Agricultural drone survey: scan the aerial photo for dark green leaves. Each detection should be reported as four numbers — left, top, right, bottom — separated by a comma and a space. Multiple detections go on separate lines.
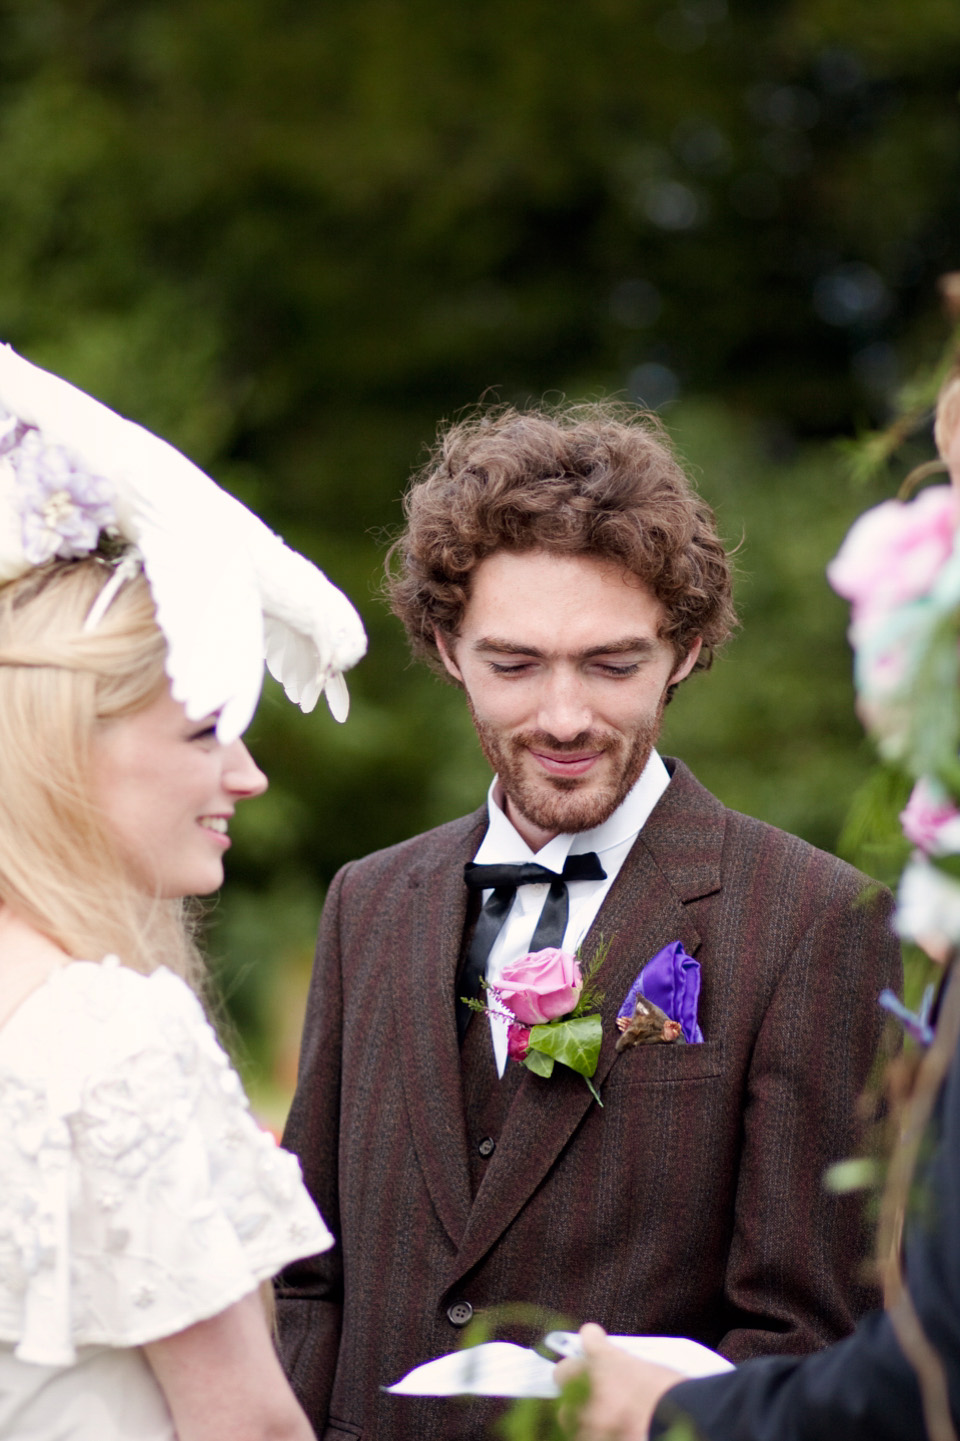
526, 1016, 603, 1080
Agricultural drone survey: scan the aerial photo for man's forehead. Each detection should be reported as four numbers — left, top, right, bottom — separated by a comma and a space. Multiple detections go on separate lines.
468, 546, 652, 590
460, 549, 667, 642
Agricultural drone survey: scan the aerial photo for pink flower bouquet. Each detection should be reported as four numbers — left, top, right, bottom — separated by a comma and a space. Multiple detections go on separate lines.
827, 485, 957, 627
827, 484, 960, 751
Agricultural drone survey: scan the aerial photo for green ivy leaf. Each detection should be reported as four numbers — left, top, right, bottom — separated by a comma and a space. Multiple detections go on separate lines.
523, 1048, 555, 1078
528, 1015, 603, 1078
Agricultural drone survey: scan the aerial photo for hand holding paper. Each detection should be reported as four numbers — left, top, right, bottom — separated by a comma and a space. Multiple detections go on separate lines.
555, 1323, 694, 1441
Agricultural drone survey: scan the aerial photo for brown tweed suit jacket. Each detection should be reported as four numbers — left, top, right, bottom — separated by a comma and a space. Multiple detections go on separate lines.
277, 760, 901, 1441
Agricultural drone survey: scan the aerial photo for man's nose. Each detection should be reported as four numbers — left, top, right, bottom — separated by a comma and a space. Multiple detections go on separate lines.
536, 669, 593, 742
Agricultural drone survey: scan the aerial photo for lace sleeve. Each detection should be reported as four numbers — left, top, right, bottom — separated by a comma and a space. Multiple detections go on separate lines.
0, 959, 332, 1366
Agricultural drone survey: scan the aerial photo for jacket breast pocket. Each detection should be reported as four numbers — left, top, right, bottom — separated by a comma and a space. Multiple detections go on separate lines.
601, 1040, 723, 1090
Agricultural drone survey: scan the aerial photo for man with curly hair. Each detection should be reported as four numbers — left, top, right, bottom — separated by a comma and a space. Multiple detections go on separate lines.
277, 403, 901, 1441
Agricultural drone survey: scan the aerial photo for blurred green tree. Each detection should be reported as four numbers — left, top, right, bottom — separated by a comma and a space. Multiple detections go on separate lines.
0, 0, 955, 1102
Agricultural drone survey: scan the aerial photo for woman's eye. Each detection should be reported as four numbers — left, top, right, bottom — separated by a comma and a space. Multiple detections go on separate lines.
190, 725, 218, 742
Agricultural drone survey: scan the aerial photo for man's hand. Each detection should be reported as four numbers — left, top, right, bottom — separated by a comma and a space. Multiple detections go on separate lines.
554, 1323, 683, 1441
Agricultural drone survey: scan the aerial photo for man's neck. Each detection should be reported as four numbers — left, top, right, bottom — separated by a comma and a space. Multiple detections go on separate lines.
500, 791, 559, 853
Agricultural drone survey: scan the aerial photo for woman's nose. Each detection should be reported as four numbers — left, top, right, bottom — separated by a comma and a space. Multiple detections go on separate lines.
224, 740, 269, 798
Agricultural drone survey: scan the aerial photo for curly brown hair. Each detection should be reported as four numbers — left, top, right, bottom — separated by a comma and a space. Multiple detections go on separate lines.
386, 401, 737, 676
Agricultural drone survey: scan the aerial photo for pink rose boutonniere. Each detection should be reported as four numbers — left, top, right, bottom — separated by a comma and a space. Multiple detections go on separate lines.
464, 940, 609, 1104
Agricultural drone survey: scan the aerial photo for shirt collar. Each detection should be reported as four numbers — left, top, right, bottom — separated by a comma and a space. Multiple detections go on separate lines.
475, 749, 670, 868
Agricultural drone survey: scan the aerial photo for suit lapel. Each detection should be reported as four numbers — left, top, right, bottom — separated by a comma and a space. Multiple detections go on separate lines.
447, 760, 725, 1286
398, 808, 488, 1248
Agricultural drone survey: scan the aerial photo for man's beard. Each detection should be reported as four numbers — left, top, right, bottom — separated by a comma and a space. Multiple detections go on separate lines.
467, 696, 667, 836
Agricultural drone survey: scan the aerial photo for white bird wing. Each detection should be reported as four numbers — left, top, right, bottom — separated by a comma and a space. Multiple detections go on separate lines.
0, 344, 366, 734
236, 513, 367, 718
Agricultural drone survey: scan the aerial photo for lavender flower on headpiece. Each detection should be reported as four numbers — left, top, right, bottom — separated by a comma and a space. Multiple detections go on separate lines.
0, 405, 23, 457
0, 406, 117, 565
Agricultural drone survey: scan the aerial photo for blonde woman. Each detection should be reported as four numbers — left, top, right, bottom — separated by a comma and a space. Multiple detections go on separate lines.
0, 346, 366, 1440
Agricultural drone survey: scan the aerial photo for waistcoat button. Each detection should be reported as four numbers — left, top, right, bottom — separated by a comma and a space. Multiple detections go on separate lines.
478, 1136, 496, 1158
446, 1301, 474, 1327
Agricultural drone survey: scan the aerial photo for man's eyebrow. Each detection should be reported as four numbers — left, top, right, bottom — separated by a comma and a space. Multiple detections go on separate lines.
472, 638, 546, 657
472, 636, 660, 659
580, 637, 660, 658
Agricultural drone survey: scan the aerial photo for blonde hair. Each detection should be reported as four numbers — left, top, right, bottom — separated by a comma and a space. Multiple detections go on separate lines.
0, 556, 204, 991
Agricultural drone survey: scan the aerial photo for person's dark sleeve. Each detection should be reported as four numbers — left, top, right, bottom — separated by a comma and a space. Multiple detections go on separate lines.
652, 1312, 921, 1441
274, 865, 351, 1431
653, 1027, 960, 1441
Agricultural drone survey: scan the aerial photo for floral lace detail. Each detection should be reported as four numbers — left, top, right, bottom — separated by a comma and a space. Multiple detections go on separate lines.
74, 1051, 195, 1181
0, 1072, 69, 1301
0, 960, 331, 1365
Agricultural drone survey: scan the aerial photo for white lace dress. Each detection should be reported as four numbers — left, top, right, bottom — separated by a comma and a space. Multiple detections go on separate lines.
0, 957, 332, 1439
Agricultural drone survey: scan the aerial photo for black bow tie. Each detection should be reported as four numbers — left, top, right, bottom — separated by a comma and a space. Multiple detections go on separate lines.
463, 854, 607, 892
456, 852, 607, 1043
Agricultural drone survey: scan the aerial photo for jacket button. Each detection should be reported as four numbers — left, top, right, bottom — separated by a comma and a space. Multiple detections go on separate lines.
447, 1301, 474, 1327
478, 1136, 495, 1158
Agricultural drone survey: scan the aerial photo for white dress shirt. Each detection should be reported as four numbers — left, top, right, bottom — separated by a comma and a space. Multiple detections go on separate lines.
472, 750, 671, 1076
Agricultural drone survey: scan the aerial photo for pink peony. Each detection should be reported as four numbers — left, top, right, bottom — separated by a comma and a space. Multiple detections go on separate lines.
827, 486, 958, 622
901, 778, 960, 855
507, 1023, 531, 1060
495, 947, 583, 1025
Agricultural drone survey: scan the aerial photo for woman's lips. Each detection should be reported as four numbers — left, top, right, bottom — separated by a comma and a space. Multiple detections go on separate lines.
529, 749, 603, 778
198, 815, 231, 847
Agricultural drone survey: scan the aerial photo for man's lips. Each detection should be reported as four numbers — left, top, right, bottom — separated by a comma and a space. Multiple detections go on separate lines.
528, 749, 605, 778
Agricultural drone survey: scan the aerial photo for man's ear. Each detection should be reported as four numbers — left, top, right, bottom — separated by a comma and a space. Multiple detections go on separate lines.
669, 637, 702, 686
434, 629, 464, 683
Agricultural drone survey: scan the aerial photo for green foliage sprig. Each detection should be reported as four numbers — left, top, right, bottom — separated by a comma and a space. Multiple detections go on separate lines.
838, 316, 960, 489
567, 936, 608, 1019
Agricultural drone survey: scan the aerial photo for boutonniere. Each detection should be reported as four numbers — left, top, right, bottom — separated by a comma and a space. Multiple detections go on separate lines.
615, 940, 704, 1049
463, 939, 610, 1104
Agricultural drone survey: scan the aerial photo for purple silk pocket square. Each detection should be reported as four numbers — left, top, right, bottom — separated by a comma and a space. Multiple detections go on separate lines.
617, 940, 704, 1044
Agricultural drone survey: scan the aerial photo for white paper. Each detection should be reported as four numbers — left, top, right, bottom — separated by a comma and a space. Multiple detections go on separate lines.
386, 1331, 735, 1399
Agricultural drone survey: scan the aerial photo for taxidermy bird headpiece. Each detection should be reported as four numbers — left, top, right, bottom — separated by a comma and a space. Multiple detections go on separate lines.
0, 343, 366, 741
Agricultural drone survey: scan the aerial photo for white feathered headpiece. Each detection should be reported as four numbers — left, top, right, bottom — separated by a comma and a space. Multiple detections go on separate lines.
0, 343, 367, 741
